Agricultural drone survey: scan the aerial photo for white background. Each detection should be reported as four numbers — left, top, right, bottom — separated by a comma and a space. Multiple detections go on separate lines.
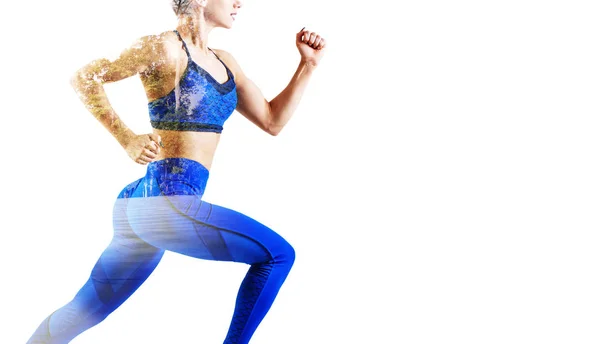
2, 0, 600, 343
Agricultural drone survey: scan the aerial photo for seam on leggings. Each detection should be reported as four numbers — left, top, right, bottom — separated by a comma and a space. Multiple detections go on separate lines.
193, 219, 272, 261
192, 221, 213, 257
160, 193, 275, 260
232, 262, 276, 343
52, 253, 163, 339
90, 257, 155, 304
161, 197, 278, 341
186, 220, 276, 342
158, 194, 279, 341
207, 202, 213, 219
45, 310, 57, 338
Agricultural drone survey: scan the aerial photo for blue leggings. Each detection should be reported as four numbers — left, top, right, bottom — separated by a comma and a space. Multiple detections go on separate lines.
27, 158, 295, 344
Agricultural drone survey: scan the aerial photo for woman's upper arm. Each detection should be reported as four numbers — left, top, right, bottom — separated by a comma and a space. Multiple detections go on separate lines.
74, 35, 159, 84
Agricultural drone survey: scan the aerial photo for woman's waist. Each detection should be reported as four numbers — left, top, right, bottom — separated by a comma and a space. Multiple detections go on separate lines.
145, 157, 210, 193
154, 152, 214, 171
153, 129, 219, 171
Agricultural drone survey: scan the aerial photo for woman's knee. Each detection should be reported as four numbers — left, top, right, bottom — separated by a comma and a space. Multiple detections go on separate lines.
273, 237, 295, 267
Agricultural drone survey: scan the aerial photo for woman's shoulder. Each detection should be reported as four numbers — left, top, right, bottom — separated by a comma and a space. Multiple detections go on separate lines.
212, 48, 232, 56
134, 31, 177, 48
211, 49, 241, 70
124, 31, 179, 61
211, 48, 243, 81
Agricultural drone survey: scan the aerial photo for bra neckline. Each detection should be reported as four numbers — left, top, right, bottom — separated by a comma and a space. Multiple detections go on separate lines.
173, 29, 234, 87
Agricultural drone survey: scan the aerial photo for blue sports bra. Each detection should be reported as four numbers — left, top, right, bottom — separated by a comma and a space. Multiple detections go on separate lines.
148, 30, 238, 133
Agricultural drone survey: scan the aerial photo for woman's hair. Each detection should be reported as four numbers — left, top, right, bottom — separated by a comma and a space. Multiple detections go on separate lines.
172, 0, 193, 16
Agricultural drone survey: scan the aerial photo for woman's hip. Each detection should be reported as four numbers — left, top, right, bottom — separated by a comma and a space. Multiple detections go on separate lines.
117, 157, 210, 199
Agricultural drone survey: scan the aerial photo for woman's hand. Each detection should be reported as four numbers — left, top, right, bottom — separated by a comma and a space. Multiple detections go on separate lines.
123, 133, 162, 165
296, 27, 327, 67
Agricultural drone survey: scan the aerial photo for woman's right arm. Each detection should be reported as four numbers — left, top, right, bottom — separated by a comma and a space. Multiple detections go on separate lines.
70, 35, 162, 164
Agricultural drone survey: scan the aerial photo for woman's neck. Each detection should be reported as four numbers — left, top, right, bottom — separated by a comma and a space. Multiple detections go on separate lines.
176, 15, 213, 54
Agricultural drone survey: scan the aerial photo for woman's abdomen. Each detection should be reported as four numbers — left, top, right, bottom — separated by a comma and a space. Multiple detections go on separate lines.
153, 129, 221, 170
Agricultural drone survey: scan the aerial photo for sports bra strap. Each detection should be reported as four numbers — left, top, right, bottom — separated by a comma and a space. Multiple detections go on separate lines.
207, 47, 224, 63
173, 30, 233, 77
173, 30, 192, 58
208, 47, 234, 77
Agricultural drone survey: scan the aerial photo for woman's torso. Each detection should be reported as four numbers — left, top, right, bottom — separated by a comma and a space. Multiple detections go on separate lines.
138, 30, 237, 171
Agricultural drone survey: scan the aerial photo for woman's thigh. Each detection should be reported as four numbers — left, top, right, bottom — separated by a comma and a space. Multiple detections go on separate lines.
126, 195, 292, 265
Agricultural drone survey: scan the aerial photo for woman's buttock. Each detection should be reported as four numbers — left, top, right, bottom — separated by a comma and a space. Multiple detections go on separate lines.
154, 129, 221, 170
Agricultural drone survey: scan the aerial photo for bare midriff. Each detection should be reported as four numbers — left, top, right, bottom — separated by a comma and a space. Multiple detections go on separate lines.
153, 129, 220, 171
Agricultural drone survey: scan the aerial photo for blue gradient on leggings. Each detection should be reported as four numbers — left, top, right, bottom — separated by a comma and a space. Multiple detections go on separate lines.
27, 158, 295, 344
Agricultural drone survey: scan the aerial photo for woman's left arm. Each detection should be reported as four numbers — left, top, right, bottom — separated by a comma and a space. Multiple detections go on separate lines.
216, 28, 326, 136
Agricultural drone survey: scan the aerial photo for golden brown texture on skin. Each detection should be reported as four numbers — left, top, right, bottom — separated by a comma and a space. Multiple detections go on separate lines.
70, 21, 326, 168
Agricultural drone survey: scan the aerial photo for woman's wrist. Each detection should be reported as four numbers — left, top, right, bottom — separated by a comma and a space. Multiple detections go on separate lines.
113, 125, 136, 148
300, 58, 318, 69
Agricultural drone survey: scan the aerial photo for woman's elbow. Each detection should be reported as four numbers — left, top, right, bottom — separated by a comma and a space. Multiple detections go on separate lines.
70, 67, 89, 91
263, 108, 281, 136
69, 73, 80, 90
70, 62, 103, 91
265, 125, 281, 136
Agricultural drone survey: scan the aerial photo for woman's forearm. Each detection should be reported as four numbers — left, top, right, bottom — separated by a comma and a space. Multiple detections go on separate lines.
267, 60, 316, 134
70, 64, 135, 147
